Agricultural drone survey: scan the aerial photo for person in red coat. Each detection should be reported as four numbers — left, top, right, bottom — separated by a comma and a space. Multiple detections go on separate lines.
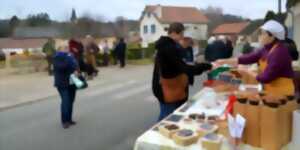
68, 38, 86, 73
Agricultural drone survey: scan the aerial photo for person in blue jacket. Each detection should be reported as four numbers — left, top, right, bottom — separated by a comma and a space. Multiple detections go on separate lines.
53, 42, 79, 129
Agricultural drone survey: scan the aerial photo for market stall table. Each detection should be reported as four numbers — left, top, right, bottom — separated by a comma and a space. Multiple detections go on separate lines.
134, 87, 293, 150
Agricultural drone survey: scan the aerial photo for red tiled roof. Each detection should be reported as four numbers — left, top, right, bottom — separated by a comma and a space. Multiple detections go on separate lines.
213, 22, 250, 35
0, 38, 47, 49
145, 5, 157, 13
144, 5, 209, 24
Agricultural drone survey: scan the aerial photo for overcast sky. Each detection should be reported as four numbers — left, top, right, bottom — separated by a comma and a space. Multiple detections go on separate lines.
0, 0, 287, 21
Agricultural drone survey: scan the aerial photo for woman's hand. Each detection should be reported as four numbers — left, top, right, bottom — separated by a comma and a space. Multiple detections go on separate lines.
247, 70, 258, 78
238, 65, 257, 76
215, 58, 238, 67
211, 62, 220, 70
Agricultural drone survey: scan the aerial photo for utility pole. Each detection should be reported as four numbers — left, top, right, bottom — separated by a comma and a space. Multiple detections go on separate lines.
278, 0, 282, 14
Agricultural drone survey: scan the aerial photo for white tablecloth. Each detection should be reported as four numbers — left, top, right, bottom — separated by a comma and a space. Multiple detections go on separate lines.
134, 88, 293, 150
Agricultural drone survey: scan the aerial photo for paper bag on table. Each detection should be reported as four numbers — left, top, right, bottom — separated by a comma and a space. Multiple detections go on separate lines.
233, 97, 248, 117
292, 110, 300, 149
245, 99, 261, 147
233, 94, 248, 142
260, 101, 283, 150
286, 96, 298, 142
227, 114, 246, 139
279, 99, 290, 146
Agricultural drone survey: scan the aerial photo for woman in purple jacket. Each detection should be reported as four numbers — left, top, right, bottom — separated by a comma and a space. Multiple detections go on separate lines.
216, 20, 295, 96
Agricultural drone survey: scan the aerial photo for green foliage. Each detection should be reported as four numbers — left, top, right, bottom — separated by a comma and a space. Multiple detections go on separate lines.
143, 42, 156, 58
126, 42, 156, 60
127, 48, 143, 60
26, 13, 51, 27
199, 40, 208, 49
127, 43, 141, 49
23, 49, 30, 56
264, 10, 287, 24
264, 11, 276, 23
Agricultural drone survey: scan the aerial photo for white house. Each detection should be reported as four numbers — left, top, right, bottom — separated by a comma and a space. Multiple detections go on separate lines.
139, 5, 209, 47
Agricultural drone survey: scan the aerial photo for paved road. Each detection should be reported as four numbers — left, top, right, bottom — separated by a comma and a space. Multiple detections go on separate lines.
0, 65, 205, 150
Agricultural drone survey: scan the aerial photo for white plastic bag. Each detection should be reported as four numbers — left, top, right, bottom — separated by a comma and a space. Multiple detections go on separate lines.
70, 74, 84, 88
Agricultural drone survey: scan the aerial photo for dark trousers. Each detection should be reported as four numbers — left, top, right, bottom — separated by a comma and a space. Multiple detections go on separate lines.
119, 56, 126, 68
103, 53, 109, 66
57, 85, 77, 124
77, 57, 86, 73
46, 55, 53, 75
112, 51, 118, 65
158, 100, 185, 122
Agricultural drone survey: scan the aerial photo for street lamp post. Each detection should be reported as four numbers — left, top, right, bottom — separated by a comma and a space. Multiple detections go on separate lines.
279, 0, 282, 14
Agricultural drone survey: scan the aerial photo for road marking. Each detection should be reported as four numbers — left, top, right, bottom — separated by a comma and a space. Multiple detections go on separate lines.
113, 84, 150, 100
83, 80, 137, 97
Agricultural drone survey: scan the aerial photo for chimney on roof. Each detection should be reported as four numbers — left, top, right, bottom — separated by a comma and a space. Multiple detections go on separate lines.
154, 4, 162, 18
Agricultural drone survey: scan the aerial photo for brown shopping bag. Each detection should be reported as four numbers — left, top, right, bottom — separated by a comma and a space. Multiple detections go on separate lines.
260, 100, 283, 150
245, 98, 261, 147
160, 74, 188, 103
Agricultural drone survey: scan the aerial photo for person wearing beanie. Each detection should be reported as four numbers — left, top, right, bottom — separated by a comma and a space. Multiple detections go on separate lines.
215, 20, 295, 96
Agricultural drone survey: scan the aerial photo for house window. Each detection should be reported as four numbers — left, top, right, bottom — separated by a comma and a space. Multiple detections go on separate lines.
147, 13, 151, 18
143, 25, 148, 34
151, 24, 156, 34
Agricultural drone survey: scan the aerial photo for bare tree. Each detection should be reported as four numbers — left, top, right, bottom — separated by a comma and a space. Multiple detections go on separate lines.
201, 6, 246, 34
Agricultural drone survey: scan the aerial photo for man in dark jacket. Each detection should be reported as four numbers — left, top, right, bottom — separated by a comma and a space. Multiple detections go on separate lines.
225, 38, 233, 58
53, 43, 78, 129
179, 37, 194, 64
180, 37, 195, 85
205, 38, 228, 62
204, 37, 216, 62
152, 22, 212, 121
242, 41, 254, 54
214, 40, 228, 60
284, 26, 299, 61
285, 38, 299, 61
115, 38, 127, 68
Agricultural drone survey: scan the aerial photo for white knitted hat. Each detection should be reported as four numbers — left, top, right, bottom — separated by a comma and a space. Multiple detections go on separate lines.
261, 20, 285, 40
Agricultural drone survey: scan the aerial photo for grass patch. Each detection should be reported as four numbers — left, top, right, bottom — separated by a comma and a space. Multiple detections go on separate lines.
127, 58, 154, 65
0, 61, 5, 69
